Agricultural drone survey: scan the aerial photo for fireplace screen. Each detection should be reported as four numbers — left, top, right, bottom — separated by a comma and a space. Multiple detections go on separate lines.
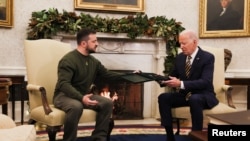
94, 71, 143, 120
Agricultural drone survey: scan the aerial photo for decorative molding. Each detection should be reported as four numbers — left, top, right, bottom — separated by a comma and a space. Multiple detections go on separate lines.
58, 32, 166, 55
0, 67, 27, 81
0, 66, 26, 75
225, 69, 250, 78
57, 32, 163, 41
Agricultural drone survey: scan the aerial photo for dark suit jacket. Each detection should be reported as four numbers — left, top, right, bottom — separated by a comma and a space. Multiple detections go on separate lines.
207, 5, 241, 30
171, 47, 219, 108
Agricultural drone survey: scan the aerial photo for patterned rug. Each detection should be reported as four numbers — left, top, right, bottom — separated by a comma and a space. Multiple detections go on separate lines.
36, 124, 191, 141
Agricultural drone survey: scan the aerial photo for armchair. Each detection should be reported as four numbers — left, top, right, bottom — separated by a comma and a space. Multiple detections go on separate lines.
24, 39, 113, 141
172, 46, 237, 134
0, 114, 36, 141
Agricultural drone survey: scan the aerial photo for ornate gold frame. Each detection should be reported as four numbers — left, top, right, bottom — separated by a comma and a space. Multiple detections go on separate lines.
199, 0, 249, 38
0, 0, 13, 27
74, 0, 144, 13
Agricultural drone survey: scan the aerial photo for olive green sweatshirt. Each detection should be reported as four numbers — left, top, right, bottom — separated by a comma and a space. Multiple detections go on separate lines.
54, 49, 123, 101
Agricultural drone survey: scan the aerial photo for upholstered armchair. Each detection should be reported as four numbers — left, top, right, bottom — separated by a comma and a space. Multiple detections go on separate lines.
172, 46, 237, 134
24, 39, 113, 141
0, 114, 36, 141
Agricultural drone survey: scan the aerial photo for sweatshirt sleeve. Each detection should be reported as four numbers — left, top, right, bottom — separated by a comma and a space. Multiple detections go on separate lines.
55, 58, 84, 101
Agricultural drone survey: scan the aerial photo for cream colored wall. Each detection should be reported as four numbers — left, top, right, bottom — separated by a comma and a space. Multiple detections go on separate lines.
0, 0, 248, 111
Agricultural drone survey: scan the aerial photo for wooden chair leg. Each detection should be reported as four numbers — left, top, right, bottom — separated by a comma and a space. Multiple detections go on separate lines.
28, 119, 36, 124
46, 126, 62, 141
175, 118, 180, 135
2, 103, 8, 115
107, 118, 114, 141
173, 117, 187, 135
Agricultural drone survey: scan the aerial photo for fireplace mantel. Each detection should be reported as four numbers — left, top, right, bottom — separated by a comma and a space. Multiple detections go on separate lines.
58, 32, 164, 41
57, 33, 166, 119
57, 32, 166, 58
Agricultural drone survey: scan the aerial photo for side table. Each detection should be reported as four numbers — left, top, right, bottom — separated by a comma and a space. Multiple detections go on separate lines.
0, 78, 12, 115
0, 75, 26, 124
225, 77, 250, 109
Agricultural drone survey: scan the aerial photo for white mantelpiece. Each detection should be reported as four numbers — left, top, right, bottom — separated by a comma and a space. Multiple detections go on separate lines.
58, 33, 167, 119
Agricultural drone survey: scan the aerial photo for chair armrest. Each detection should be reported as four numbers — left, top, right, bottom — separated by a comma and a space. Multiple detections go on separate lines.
0, 114, 16, 129
222, 84, 236, 109
26, 84, 53, 115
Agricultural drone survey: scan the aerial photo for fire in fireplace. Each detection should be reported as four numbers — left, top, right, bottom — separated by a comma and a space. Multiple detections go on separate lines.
94, 70, 143, 120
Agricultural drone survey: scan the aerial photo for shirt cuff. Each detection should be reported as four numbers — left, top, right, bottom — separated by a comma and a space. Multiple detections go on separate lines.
180, 81, 184, 89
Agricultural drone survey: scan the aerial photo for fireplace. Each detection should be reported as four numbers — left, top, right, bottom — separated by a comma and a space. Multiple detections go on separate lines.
57, 33, 167, 119
95, 72, 143, 120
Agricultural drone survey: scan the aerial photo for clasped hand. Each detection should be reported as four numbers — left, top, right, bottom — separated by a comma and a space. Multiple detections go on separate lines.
82, 94, 98, 106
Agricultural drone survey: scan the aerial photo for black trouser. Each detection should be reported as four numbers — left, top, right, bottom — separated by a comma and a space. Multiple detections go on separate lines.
158, 92, 207, 131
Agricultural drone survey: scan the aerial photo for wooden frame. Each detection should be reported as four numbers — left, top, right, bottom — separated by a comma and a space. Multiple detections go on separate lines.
74, 0, 144, 13
0, 0, 13, 27
199, 0, 250, 38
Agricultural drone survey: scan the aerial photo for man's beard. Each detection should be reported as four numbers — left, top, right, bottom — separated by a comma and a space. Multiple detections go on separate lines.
88, 49, 96, 54
87, 46, 97, 54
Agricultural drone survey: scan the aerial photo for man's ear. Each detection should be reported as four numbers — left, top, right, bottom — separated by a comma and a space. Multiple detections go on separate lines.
193, 40, 197, 44
80, 40, 87, 46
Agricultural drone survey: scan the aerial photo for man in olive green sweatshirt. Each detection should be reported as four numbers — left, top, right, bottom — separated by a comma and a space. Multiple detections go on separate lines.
53, 28, 124, 141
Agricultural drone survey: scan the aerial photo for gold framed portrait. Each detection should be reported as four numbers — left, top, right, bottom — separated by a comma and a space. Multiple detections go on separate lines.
199, 0, 250, 38
74, 0, 144, 13
0, 0, 13, 27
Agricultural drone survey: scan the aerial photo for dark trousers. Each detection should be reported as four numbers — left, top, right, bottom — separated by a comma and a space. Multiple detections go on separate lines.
54, 92, 113, 141
158, 92, 208, 131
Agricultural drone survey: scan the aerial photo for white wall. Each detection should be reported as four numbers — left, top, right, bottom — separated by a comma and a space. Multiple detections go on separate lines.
1, 0, 250, 75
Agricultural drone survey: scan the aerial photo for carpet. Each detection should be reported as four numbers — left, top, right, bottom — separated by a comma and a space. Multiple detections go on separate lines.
75, 134, 192, 141
36, 124, 191, 141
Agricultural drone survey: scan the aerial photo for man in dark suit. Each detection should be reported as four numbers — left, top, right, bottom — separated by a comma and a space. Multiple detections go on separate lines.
207, 0, 241, 30
158, 30, 219, 141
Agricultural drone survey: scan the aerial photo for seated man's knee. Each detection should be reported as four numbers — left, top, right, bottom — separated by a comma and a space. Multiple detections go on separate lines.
70, 101, 83, 113
102, 97, 113, 109
106, 99, 113, 109
158, 93, 171, 103
188, 94, 203, 104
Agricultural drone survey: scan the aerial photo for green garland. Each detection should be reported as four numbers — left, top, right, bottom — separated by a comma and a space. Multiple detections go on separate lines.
27, 8, 185, 75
